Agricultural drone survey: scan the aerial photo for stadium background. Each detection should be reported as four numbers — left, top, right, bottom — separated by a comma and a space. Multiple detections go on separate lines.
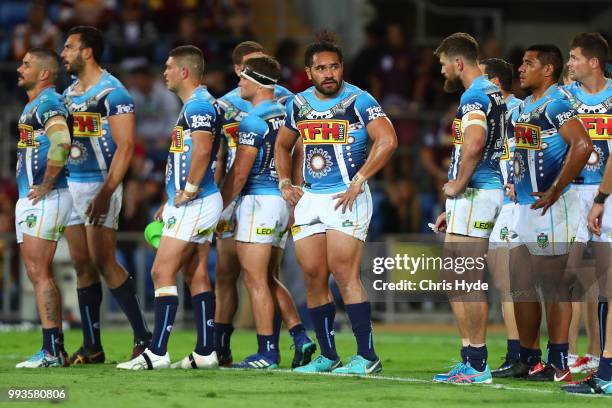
0, 0, 611, 333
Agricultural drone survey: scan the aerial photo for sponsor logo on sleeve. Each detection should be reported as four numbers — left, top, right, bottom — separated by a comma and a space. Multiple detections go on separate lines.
115, 103, 135, 114
365, 106, 385, 121
190, 114, 212, 129
239, 131, 257, 146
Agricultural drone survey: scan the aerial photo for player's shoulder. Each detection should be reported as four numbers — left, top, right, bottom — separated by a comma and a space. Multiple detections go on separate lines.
460, 76, 492, 108
506, 95, 522, 111
240, 110, 266, 131
274, 84, 293, 99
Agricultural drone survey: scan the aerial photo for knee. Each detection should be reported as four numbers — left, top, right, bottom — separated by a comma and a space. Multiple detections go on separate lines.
25, 262, 49, 286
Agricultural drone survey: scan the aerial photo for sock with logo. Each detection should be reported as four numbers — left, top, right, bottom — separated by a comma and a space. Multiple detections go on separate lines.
597, 357, 612, 381
257, 334, 279, 361
520, 346, 542, 367
309, 302, 338, 361
599, 302, 608, 353
109, 277, 150, 341
547, 343, 569, 371
507, 339, 520, 361
77, 282, 103, 350
346, 302, 377, 361
214, 323, 234, 355
466, 345, 488, 372
192, 292, 215, 356
42, 327, 62, 357
149, 296, 178, 356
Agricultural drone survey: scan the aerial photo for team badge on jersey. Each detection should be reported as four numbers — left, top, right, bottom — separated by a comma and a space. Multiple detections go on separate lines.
72, 112, 102, 137
297, 120, 349, 144
514, 123, 542, 149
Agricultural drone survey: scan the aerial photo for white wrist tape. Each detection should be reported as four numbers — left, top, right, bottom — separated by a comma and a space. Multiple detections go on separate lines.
155, 286, 178, 297
184, 182, 198, 194
461, 110, 487, 131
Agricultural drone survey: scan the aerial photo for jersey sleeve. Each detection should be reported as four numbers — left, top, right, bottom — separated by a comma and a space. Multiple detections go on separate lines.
237, 115, 266, 148
458, 91, 490, 120
354, 91, 387, 127
546, 97, 578, 130
37, 97, 69, 128
283, 96, 298, 132
184, 100, 216, 134
105, 87, 135, 116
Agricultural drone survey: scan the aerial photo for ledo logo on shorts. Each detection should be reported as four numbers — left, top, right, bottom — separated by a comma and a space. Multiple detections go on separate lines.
72, 112, 102, 137
256, 227, 275, 235
297, 120, 349, 145
451, 119, 463, 144
579, 114, 612, 140
17, 124, 38, 148
473, 221, 494, 230
170, 126, 184, 153
514, 123, 541, 149
223, 122, 239, 148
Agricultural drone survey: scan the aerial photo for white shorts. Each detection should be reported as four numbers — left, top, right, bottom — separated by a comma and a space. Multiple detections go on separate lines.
512, 188, 580, 256
292, 184, 372, 242
15, 188, 72, 244
216, 199, 237, 240
67, 180, 123, 230
489, 203, 518, 247
235, 195, 289, 249
574, 185, 612, 243
446, 188, 503, 239
161, 192, 222, 244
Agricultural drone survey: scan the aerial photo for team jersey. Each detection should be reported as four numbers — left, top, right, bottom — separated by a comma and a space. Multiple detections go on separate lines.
217, 85, 292, 173
63, 71, 135, 182
501, 94, 522, 205
237, 99, 286, 196
449, 75, 505, 189
285, 81, 386, 193
513, 85, 578, 204
561, 79, 612, 185
165, 86, 221, 205
16, 87, 69, 198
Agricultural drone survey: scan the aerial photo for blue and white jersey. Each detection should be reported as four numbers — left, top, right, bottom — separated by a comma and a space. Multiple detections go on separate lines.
217, 85, 292, 173
238, 100, 286, 196
514, 85, 578, 204
16, 87, 69, 199
285, 82, 386, 193
63, 71, 134, 183
561, 79, 612, 185
165, 87, 221, 205
449, 75, 505, 189
501, 94, 522, 205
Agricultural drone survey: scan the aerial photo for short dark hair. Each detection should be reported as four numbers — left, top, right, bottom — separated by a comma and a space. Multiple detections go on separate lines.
67, 26, 104, 64
232, 41, 264, 65
480, 58, 514, 91
27, 47, 60, 80
304, 31, 343, 67
243, 55, 281, 82
434, 32, 479, 62
570, 32, 610, 71
169, 45, 204, 78
525, 44, 564, 81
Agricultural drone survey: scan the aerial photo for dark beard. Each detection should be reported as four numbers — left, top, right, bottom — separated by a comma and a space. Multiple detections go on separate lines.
443, 77, 462, 93
314, 80, 341, 96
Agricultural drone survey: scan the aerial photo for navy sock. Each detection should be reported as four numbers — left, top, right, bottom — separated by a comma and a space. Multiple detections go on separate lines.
597, 357, 612, 381
599, 301, 608, 354
520, 346, 542, 367
272, 313, 282, 348
288, 323, 310, 347
460, 346, 468, 364
192, 292, 215, 356
547, 343, 569, 371
466, 345, 488, 372
42, 327, 61, 357
149, 296, 178, 356
214, 323, 234, 355
257, 334, 278, 357
308, 303, 338, 360
345, 302, 377, 361
110, 277, 150, 341
507, 339, 520, 361
77, 282, 102, 349
58, 331, 65, 352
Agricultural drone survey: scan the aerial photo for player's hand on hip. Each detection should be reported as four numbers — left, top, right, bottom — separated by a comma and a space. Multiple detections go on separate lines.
281, 185, 303, 207
587, 203, 604, 236
433, 211, 447, 233
86, 190, 112, 226
333, 181, 364, 214
173, 190, 196, 207
442, 180, 464, 198
27, 182, 53, 205
530, 186, 561, 215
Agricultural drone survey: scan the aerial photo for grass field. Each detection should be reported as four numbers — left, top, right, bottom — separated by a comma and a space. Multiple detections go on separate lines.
0, 328, 609, 407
